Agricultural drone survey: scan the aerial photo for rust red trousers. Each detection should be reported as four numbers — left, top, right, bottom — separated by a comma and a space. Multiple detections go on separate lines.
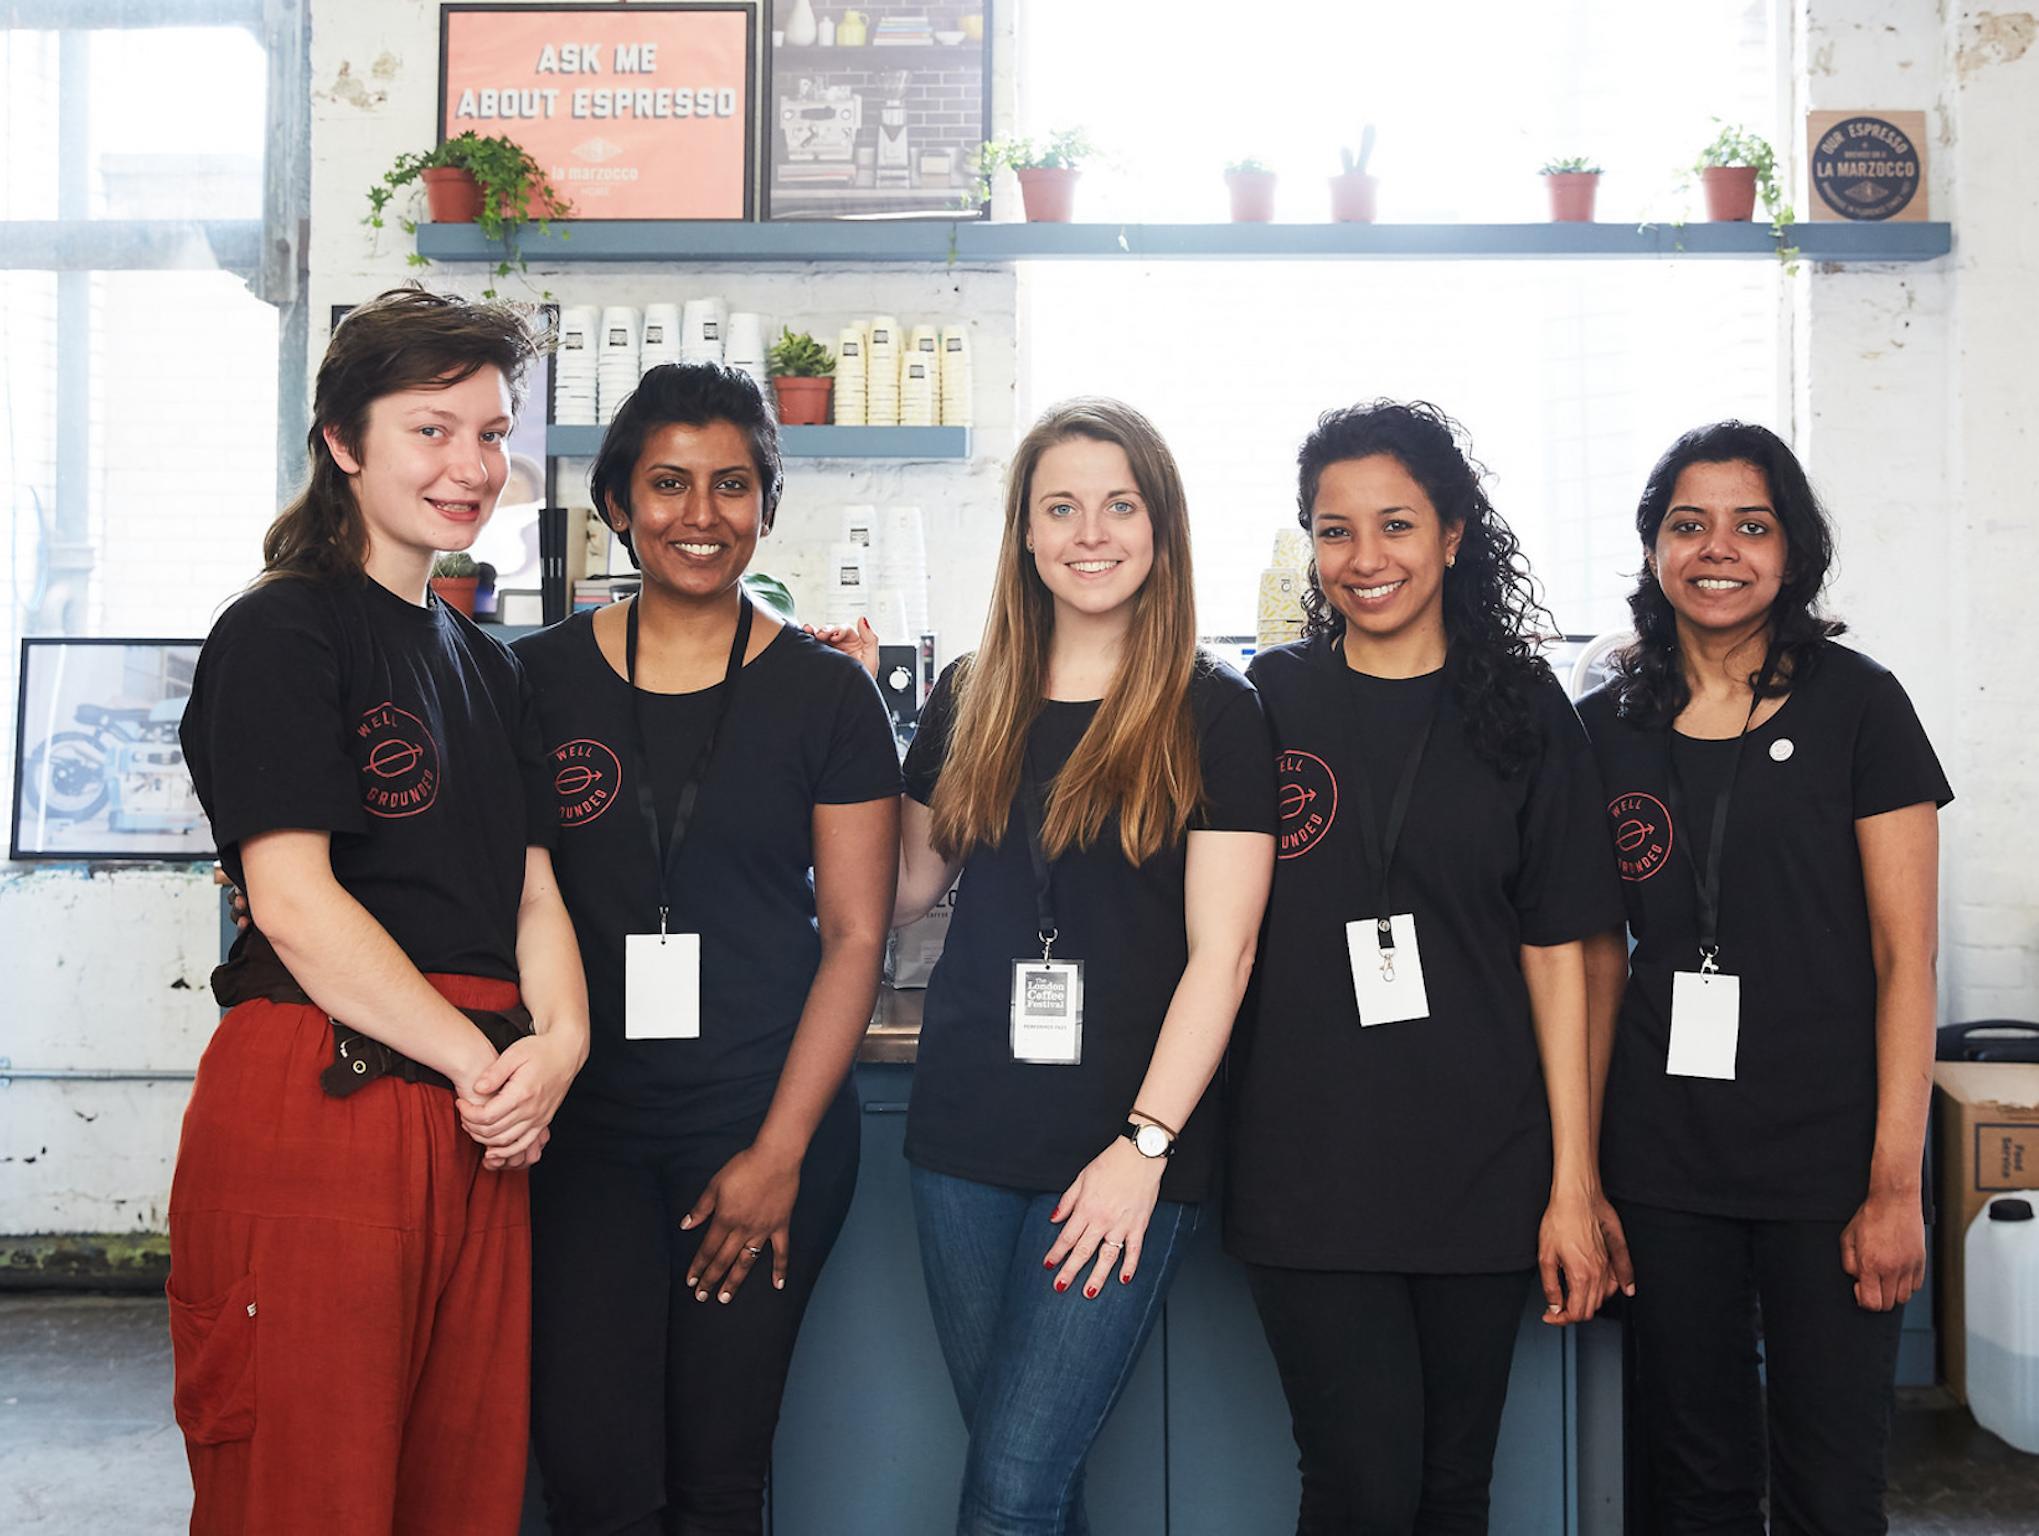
166, 975, 530, 1536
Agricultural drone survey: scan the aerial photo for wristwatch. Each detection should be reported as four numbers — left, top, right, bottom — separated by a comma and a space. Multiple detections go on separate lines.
1121, 1120, 1176, 1159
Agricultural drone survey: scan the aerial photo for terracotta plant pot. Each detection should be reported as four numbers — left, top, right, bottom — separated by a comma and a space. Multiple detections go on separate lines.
1015, 167, 1080, 223
1544, 172, 1600, 223
1328, 171, 1379, 224
1701, 165, 1759, 222
420, 167, 482, 223
430, 576, 478, 616
771, 375, 835, 426
1226, 171, 1278, 223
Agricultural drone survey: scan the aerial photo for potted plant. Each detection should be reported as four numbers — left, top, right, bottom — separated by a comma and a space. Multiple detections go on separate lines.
1225, 156, 1278, 222
430, 551, 480, 616
767, 327, 836, 426
1691, 123, 1787, 225
978, 128, 1096, 222
364, 131, 570, 295
1329, 125, 1378, 223
1541, 156, 1603, 222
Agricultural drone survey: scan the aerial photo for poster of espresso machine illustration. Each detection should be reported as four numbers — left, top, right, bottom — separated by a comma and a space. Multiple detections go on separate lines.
765, 2, 991, 219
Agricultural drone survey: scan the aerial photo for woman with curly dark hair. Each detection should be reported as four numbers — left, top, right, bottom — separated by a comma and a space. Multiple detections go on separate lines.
1577, 422, 1950, 1532
1226, 400, 1627, 1533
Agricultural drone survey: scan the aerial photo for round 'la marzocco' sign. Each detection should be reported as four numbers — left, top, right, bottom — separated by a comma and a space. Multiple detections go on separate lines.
1811, 114, 1921, 221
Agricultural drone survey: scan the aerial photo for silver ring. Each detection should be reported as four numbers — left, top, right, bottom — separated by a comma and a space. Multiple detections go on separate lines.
743, 1244, 763, 1257
1099, 1239, 1122, 1252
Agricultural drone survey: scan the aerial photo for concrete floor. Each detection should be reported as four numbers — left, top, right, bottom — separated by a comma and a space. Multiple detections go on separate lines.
4, 1295, 2038, 1534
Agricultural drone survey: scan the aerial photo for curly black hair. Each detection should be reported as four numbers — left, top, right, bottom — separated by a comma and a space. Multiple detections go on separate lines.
1297, 400, 1556, 778
1610, 420, 1845, 727
588, 362, 784, 570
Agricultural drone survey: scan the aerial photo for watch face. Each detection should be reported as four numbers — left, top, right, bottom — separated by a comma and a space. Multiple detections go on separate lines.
1135, 1123, 1171, 1158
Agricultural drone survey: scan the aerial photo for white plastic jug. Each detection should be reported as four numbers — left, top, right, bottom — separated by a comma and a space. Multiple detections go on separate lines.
1966, 1194, 2039, 1453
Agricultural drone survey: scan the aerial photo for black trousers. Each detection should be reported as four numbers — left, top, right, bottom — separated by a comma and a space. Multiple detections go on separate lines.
1617, 1200, 1905, 1536
528, 1087, 860, 1536
1246, 1264, 1534, 1536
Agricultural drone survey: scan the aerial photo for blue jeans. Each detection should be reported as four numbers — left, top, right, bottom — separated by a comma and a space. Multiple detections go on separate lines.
910, 1164, 1200, 1536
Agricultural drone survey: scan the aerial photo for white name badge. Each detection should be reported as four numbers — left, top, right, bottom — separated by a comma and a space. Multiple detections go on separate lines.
1346, 914, 1430, 1026
1668, 969, 1740, 1080
625, 932, 701, 1040
1010, 958, 1084, 1065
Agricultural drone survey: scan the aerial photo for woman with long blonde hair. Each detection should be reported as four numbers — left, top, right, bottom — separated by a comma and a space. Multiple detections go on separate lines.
823, 397, 1274, 1533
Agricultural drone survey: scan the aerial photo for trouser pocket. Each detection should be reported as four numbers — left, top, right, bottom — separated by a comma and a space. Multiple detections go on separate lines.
167, 1270, 259, 1445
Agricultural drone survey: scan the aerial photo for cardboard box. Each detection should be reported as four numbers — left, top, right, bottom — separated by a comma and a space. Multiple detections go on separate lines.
1933, 1062, 2039, 1401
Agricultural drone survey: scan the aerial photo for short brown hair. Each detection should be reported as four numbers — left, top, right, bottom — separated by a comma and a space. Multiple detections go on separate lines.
259, 286, 549, 583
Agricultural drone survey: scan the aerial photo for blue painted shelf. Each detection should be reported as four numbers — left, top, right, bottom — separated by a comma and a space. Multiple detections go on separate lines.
418, 219, 1950, 265
546, 423, 970, 459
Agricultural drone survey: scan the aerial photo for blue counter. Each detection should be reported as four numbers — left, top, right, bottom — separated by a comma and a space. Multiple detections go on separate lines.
766, 1063, 1626, 1534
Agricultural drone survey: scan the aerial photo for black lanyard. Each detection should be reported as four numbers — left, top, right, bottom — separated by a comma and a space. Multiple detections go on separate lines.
1663, 648, 1779, 971
1016, 737, 1060, 960
1340, 658, 1444, 949
624, 592, 753, 932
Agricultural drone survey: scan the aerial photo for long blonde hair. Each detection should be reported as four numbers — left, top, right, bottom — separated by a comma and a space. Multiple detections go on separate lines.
930, 398, 1202, 865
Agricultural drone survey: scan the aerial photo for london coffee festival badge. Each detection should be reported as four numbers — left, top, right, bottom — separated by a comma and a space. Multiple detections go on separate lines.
1806, 111, 1928, 222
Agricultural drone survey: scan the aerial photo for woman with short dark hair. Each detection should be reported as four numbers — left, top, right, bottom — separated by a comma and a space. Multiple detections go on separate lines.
1580, 420, 1950, 1533
514, 362, 900, 1535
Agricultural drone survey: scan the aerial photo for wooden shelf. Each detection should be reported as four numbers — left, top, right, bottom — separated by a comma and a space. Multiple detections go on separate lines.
547, 423, 970, 459
418, 219, 1951, 265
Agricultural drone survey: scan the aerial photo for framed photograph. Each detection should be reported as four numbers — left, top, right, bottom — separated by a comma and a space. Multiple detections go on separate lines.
11, 638, 211, 862
764, 0, 992, 221
440, 2, 758, 220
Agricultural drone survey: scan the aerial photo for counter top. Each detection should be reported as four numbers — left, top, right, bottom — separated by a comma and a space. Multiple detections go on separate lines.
860, 986, 925, 1064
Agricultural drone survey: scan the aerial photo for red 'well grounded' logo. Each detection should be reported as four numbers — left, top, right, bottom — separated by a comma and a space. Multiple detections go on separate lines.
1609, 790, 1673, 882
1275, 749, 1338, 860
355, 702, 440, 818
550, 738, 622, 828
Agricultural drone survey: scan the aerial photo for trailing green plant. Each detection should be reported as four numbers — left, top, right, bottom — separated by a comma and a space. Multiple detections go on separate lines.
1226, 156, 1275, 176
1688, 120, 1796, 262
364, 131, 570, 297
743, 572, 796, 619
767, 327, 835, 378
431, 551, 479, 579
1541, 155, 1603, 175
967, 127, 1098, 206
1338, 124, 1377, 177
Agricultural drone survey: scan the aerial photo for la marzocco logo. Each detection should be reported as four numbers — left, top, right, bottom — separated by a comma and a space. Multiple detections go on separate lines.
551, 738, 622, 828
356, 702, 440, 818
1609, 790, 1672, 882
1275, 749, 1338, 860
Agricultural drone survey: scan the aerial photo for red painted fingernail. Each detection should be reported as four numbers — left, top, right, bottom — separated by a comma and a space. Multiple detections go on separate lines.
1120, 1274, 1130, 1285
1055, 1279, 1068, 1292
1085, 1286, 1097, 1298
1043, 1257, 1056, 1269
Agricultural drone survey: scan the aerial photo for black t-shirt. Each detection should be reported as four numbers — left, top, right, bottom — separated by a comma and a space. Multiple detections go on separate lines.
901, 656, 1276, 1204
514, 612, 902, 1137
1225, 633, 1626, 1272
181, 573, 554, 980
1578, 641, 1953, 1221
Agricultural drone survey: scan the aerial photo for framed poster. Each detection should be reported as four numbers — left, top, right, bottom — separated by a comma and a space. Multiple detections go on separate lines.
764, 0, 992, 220
440, 3, 757, 220
12, 638, 210, 862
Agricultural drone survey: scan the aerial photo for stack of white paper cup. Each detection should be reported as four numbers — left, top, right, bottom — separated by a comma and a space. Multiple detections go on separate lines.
555, 306, 599, 425
681, 298, 725, 364
640, 303, 682, 374
842, 505, 878, 548
939, 324, 973, 427
724, 312, 768, 388
900, 353, 937, 426
822, 541, 871, 628
597, 306, 641, 424
875, 505, 930, 636
1257, 527, 1313, 651
865, 315, 901, 427
834, 327, 868, 425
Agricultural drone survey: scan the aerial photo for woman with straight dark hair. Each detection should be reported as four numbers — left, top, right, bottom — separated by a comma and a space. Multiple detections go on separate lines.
173, 287, 588, 1535
821, 396, 1275, 1533
1579, 421, 1950, 1533
513, 362, 900, 1535
1227, 401, 1626, 1534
